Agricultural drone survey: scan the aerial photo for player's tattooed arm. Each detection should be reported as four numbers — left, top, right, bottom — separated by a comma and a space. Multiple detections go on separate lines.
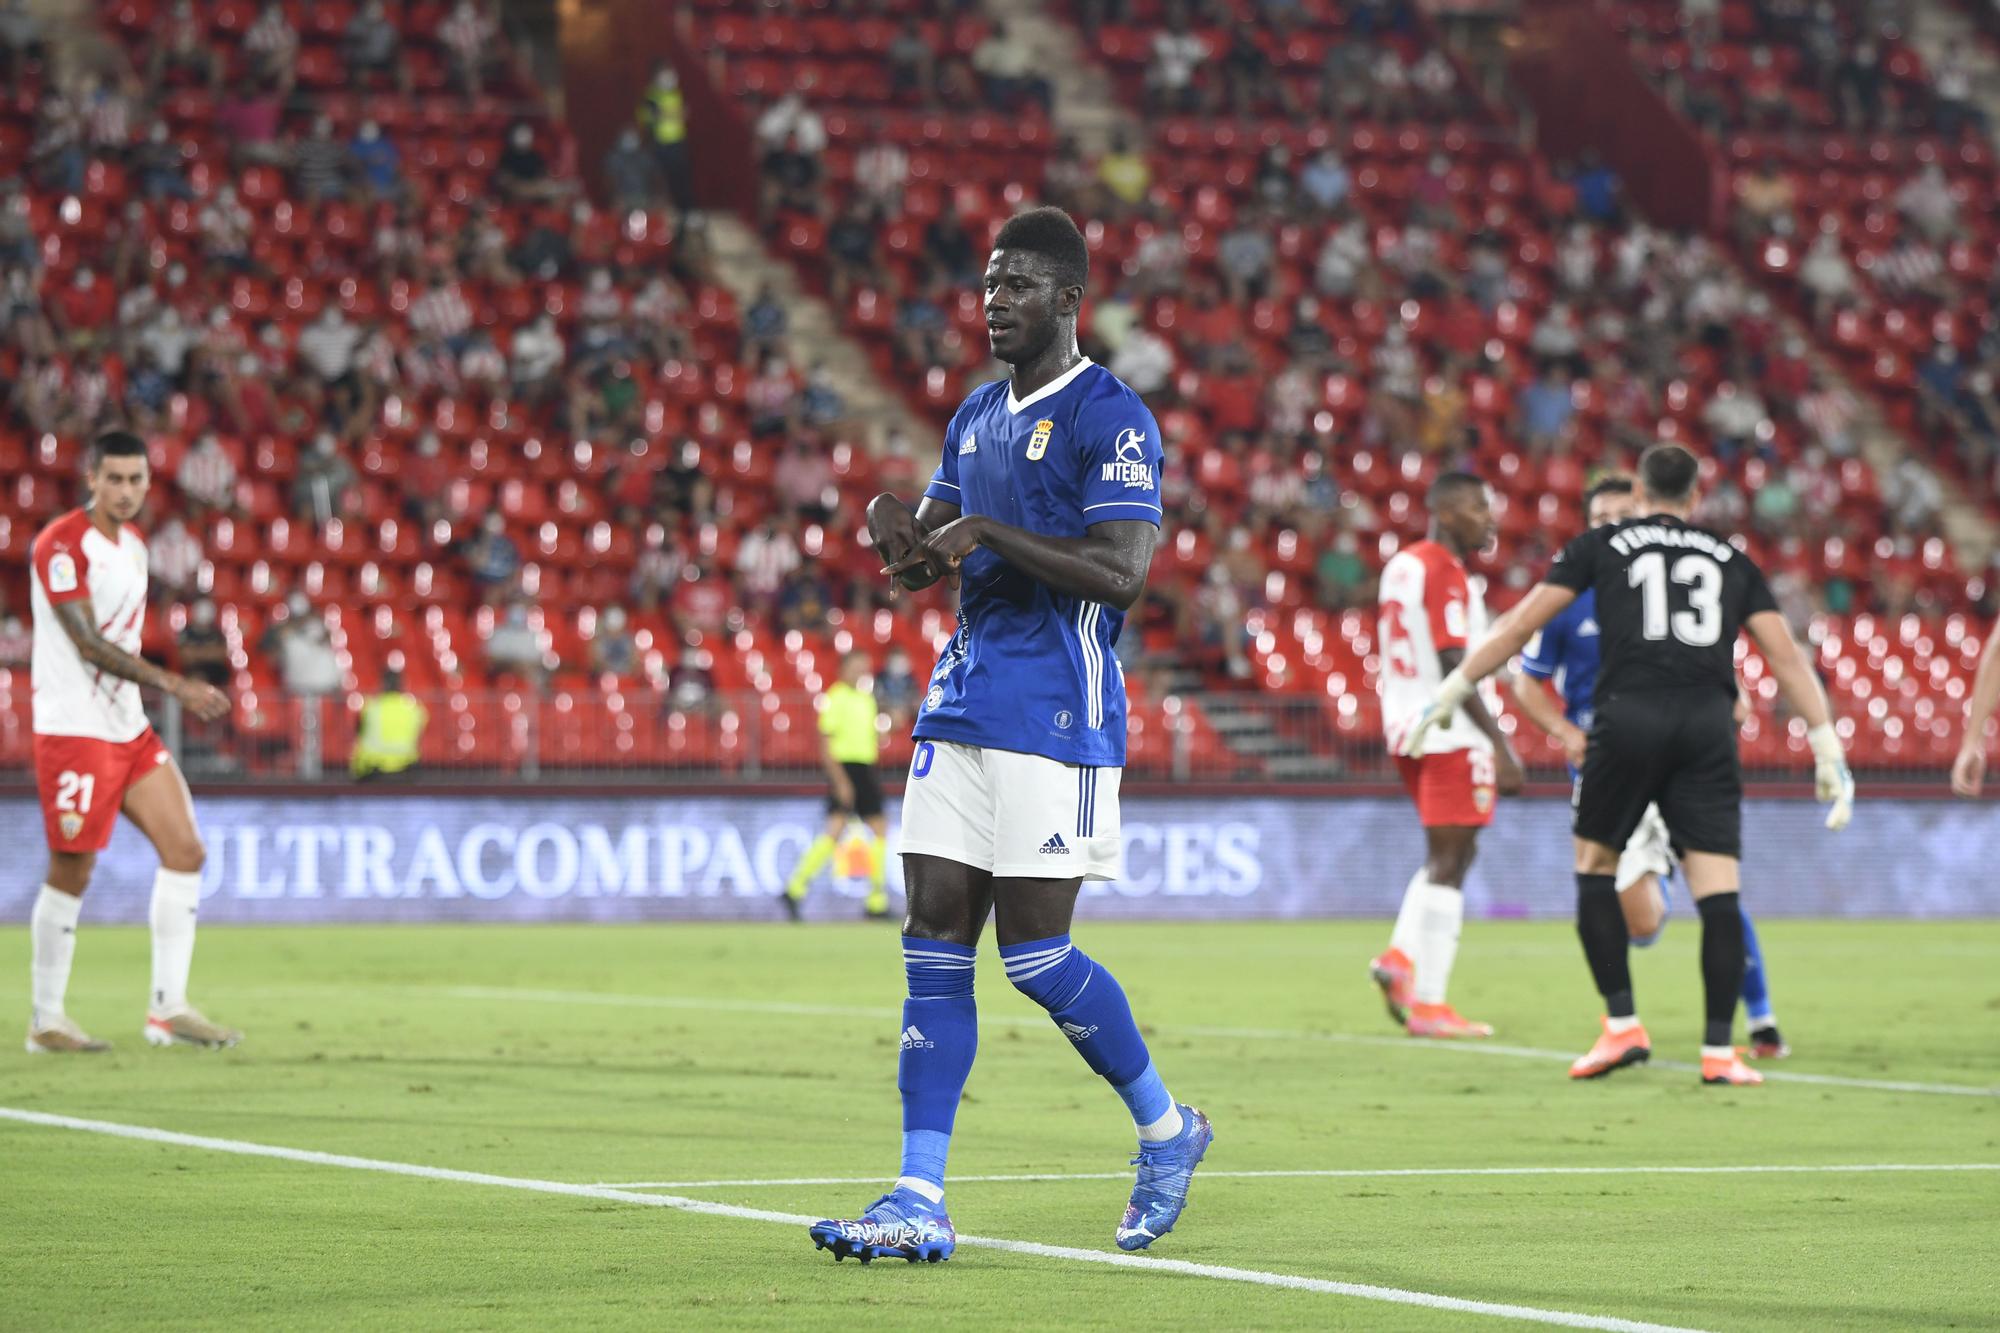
52, 600, 231, 721
913, 515, 1158, 611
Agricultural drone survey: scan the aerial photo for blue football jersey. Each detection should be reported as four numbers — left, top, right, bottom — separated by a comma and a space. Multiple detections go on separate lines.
912, 358, 1164, 767
1518, 588, 1602, 730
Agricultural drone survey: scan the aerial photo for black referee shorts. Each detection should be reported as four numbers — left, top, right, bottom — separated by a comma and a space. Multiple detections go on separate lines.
1573, 688, 1742, 859
829, 761, 885, 819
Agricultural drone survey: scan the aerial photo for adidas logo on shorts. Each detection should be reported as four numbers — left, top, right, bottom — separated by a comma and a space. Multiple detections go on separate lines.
900, 1025, 934, 1050
1040, 834, 1070, 855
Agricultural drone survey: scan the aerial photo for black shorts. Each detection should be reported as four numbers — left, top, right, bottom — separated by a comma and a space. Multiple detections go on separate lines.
1574, 688, 1742, 859
830, 762, 884, 819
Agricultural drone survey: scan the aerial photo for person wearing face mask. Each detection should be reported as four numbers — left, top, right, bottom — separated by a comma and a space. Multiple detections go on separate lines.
495, 121, 569, 205
590, 605, 638, 679
603, 127, 665, 211
352, 668, 429, 781
439, 0, 497, 99
467, 511, 522, 602
269, 592, 340, 699
348, 118, 405, 202
342, 0, 412, 94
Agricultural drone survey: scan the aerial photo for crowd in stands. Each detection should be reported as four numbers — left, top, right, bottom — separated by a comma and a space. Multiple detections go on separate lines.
0, 0, 1991, 775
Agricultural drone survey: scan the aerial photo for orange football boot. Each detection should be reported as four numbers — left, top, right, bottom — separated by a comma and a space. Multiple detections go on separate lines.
1406, 1002, 1493, 1038
1367, 947, 1415, 1026
1569, 1017, 1651, 1079
1700, 1049, 1764, 1086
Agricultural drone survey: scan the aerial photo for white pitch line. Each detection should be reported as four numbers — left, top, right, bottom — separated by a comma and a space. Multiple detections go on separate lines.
592, 1163, 2000, 1190
438, 985, 2000, 1099
0, 1106, 1701, 1333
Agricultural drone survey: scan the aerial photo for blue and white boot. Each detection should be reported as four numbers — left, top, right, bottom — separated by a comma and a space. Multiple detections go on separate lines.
809, 1186, 956, 1264
1115, 1105, 1214, 1251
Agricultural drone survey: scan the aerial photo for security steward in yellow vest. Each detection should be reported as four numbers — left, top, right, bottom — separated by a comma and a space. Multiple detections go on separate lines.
351, 670, 428, 780
638, 63, 694, 212
783, 651, 890, 920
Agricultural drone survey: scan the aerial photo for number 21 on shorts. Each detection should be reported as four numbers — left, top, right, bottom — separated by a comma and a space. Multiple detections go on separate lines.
55, 770, 96, 813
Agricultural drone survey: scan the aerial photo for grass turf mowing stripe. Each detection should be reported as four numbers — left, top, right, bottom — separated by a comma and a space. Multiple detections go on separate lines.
436, 985, 2000, 1099
592, 1163, 2000, 1189
0, 1106, 1705, 1333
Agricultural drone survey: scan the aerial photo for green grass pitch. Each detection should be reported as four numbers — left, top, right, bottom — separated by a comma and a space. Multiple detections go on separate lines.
3, 919, 1997, 1331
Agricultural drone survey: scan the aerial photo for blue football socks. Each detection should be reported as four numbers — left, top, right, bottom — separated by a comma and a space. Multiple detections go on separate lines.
1000, 934, 1182, 1140
1739, 906, 1774, 1026
896, 937, 978, 1199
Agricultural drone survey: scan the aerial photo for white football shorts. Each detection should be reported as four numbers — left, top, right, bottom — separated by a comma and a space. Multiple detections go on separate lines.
898, 738, 1122, 881
1615, 802, 1676, 892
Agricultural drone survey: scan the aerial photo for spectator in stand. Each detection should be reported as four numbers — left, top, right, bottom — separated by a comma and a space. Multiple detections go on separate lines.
894, 280, 950, 369
291, 114, 349, 202
637, 64, 693, 213
348, 119, 405, 202
1800, 371, 1860, 457
1298, 147, 1351, 215
603, 128, 664, 211
399, 429, 451, 524
1218, 211, 1276, 303
344, 0, 413, 94
887, 16, 934, 103
775, 436, 835, 519
777, 566, 835, 634
667, 643, 717, 715
293, 431, 358, 524
0, 0, 44, 88
177, 431, 237, 520
1797, 221, 1857, 322
876, 647, 919, 721
30, 80, 86, 194
458, 328, 508, 390
439, 0, 500, 100
1095, 131, 1151, 216
824, 201, 881, 307
1701, 381, 1771, 464
1569, 151, 1622, 225
298, 304, 363, 404
972, 21, 1050, 113
630, 526, 686, 612
268, 593, 342, 698
1516, 363, 1575, 448
591, 606, 639, 679
216, 78, 286, 168
924, 210, 979, 286
467, 511, 522, 602
177, 598, 230, 687
746, 355, 799, 438
486, 601, 545, 683
735, 517, 802, 610
853, 122, 910, 214
1410, 48, 1458, 114
1368, 44, 1411, 119
1316, 529, 1369, 610
495, 123, 570, 205
243, 1, 299, 94
1835, 39, 1883, 129
1148, 10, 1209, 113
409, 261, 473, 352
1110, 324, 1175, 397
1734, 157, 1797, 242
743, 281, 788, 363
128, 118, 191, 201
197, 184, 255, 277
147, 0, 220, 93
148, 516, 204, 605
1874, 232, 1947, 302
671, 560, 732, 637
801, 363, 845, 429
755, 87, 827, 220
1916, 343, 1965, 434
1895, 164, 1958, 244
1933, 51, 1984, 140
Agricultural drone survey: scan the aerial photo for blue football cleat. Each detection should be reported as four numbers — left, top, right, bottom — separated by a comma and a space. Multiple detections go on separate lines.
809, 1187, 956, 1264
1115, 1105, 1214, 1251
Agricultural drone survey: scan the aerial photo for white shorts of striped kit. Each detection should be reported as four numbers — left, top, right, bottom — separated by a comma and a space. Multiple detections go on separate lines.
898, 739, 1123, 881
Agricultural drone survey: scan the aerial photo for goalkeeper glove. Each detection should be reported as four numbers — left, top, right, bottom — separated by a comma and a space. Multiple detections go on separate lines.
1400, 669, 1475, 759
1808, 721, 1855, 832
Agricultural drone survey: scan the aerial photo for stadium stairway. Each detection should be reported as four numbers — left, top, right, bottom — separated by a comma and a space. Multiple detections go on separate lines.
966, 0, 1134, 152
703, 212, 933, 451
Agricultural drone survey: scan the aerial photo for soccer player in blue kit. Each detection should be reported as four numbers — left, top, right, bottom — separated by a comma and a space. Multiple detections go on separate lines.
1509, 474, 1789, 1068
809, 208, 1212, 1264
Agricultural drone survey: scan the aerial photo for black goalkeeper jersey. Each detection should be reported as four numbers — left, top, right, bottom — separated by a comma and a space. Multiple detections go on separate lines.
1544, 514, 1778, 705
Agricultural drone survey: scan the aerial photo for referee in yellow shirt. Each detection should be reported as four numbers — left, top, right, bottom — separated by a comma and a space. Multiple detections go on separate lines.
783, 652, 890, 920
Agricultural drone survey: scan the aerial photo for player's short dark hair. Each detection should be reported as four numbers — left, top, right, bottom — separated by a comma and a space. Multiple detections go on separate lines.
1638, 444, 1700, 503
991, 206, 1089, 291
1427, 470, 1486, 509
89, 430, 148, 467
1584, 473, 1635, 506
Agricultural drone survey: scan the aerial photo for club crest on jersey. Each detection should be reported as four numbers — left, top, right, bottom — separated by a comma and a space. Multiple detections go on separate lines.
959, 430, 977, 456
924, 684, 944, 710
58, 811, 83, 841
46, 551, 78, 594
1100, 428, 1152, 488
1474, 785, 1494, 814
1027, 418, 1054, 460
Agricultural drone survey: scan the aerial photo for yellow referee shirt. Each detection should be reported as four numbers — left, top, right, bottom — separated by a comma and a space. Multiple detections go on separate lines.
820, 681, 879, 765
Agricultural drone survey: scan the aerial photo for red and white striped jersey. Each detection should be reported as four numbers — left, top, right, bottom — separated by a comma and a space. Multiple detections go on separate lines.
1377, 539, 1497, 755
30, 509, 151, 742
